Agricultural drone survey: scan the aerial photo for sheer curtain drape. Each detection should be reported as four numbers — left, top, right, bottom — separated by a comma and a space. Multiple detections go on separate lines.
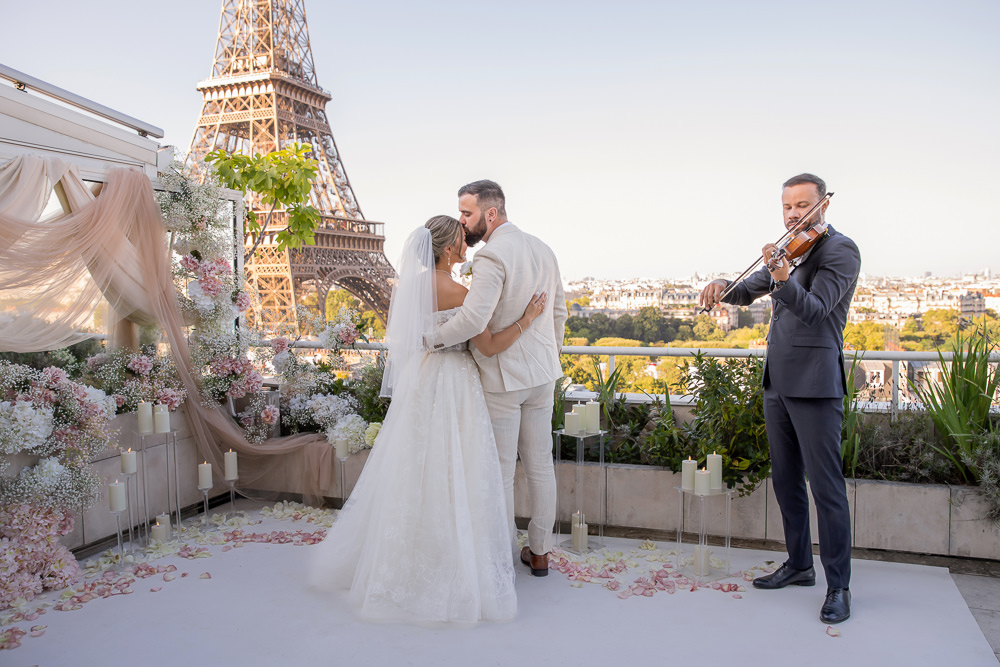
0, 155, 332, 502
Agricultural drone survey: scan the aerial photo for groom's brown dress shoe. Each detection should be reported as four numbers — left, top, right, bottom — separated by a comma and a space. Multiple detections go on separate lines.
520, 546, 549, 577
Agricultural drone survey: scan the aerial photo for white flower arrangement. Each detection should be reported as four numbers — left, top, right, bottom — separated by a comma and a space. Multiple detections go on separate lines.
0, 401, 54, 457
330, 414, 368, 454
364, 422, 382, 448
306, 393, 359, 432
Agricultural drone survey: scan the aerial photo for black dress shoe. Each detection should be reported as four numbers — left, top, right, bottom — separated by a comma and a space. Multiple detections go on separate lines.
752, 563, 816, 590
821, 587, 851, 624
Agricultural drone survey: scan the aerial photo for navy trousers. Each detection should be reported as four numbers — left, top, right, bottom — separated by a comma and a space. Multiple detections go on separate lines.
763, 390, 852, 589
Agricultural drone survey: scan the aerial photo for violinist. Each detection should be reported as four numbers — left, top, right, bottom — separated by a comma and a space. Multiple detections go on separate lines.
698, 173, 861, 625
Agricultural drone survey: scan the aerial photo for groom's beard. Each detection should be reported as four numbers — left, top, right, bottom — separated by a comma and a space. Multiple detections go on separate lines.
463, 214, 487, 247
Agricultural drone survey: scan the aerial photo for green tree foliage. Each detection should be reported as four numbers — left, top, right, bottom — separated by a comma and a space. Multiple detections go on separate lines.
843, 321, 889, 351
206, 143, 322, 261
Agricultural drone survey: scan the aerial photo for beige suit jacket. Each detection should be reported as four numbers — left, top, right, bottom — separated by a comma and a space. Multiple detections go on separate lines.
431, 223, 567, 393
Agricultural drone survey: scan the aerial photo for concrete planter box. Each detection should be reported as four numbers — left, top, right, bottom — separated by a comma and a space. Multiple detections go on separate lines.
508, 460, 999, 561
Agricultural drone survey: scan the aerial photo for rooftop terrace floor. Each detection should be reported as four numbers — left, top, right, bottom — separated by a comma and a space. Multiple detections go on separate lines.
6, 500, 999, 665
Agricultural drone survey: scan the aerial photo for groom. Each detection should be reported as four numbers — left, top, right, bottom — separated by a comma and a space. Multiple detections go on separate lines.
430, 179, 567, 576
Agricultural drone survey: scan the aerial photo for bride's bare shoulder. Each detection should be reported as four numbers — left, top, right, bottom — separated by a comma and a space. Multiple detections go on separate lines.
436, 276, 468, 311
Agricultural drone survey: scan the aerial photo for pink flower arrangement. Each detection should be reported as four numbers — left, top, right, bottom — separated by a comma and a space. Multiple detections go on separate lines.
126, 355, 154, 375
157, 388, 184, 411
0, 504, 81, 610
261, 405, 280, 425
271, 337, 291, 354
234, 291, 252, 313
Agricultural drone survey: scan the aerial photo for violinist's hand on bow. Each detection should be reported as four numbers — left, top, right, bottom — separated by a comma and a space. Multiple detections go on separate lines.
763, 243, 791, 282
698, 279, 728, 310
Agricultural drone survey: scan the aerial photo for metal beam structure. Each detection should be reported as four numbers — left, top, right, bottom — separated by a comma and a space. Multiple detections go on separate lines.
187, 0, 393, 334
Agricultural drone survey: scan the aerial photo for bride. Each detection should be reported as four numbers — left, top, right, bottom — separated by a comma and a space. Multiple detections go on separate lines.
309, 215, 547, 624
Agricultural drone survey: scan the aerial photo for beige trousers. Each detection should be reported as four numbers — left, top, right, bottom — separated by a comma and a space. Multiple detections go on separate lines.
484, 380, 557, 556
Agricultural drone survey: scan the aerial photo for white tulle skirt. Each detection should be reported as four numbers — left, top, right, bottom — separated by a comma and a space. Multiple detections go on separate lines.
309, 348, 516, 623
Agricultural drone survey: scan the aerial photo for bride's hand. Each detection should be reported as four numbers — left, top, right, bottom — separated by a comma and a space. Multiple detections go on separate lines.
521, 292, 547, 326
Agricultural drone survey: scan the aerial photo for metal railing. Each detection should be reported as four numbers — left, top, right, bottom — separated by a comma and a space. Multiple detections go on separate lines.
284, 340, 1000, 417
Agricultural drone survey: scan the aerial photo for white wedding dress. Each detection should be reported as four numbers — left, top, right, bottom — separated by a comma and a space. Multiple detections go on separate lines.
309, 308, 517, 624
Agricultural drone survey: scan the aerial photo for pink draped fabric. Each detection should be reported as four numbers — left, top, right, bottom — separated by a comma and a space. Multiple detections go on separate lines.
0, 156, 333, 503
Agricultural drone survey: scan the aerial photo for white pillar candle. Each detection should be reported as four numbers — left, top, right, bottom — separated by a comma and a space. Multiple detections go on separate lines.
120, 449, 137, 475
153, 404, 170, 433
707, 451, 723, 490
571, 404, 587, 432
564, 412, 581, 436
137, 401, 154, 434
573, 522, 589, 552
224, 450, 239, 480
335, 438, 349, 460
157, 513, 171, 531
151, 521, 170, 544
198, 462, 213, 489
694, 545, 712, 576
108, 481, 126, 512
681, 457, 696, 492
694, 468, 711, 496
585, 401, 601, 434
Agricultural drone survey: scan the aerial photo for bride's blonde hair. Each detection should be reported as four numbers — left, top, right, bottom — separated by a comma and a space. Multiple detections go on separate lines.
424, 215, 463, 263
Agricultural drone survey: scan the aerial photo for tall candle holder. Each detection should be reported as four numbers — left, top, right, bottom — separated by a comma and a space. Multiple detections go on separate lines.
338, 454, 349, 508
553, 426, 607, 554
199, 484, 212, 527
163, 430, 183, 532
224, 478, 238, 520
122, 472, 137, 557
111, 509, 127, 569
138, 433, 152, 545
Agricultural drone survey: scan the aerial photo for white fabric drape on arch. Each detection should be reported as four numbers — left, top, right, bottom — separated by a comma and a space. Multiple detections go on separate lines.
0, 155, 334, 502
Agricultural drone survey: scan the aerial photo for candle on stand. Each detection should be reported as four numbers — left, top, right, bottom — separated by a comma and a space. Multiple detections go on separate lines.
681, 457, 696, 492
573, 403, 588, 433
694, 468, 711, 496
707, 451, 723, 490
224, 450, 239, 480
335, 438, 349, 460
694, 545, 712, 576
585, 401, 601, 434
151, 521, 170, 544
120, 449, 137, 475
564, 412, 581, 436
108, 481, 126, 512
137, 401, 153, 434
574, 522, 589, 552
157, 513, 171, 532
153, 404, 170, 433
198, 462, 213, 489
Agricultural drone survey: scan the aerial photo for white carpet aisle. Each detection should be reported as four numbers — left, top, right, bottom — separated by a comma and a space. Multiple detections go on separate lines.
4, 501, 996, 667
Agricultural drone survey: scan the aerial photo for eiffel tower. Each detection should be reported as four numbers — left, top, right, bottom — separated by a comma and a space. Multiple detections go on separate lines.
187, 0, 393, 333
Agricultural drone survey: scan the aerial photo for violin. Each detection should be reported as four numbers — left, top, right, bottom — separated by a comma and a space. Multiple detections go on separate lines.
701, 192, 834, 313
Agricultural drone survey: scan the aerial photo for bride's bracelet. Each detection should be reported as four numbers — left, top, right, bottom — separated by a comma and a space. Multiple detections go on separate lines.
514, 321, 523, 335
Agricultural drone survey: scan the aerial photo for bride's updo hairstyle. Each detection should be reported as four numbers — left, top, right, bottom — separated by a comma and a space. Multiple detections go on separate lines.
424, 215, 463, 263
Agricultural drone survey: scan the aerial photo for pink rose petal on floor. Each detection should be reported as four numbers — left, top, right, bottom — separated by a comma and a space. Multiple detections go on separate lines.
181, 573, 189, 578
732, 594, 742, 599
29, 625, 47, 637
200, 572, 212, 579
826, 626, 841, 638
150, 587, 162, 593
163, 573, 176, 582
221, 545, 232, 552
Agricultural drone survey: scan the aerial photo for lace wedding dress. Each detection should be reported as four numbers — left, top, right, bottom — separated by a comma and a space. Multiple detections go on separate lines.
309, 308, 517, 624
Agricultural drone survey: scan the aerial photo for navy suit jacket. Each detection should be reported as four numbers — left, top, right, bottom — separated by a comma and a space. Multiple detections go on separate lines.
722, 225, 861, 399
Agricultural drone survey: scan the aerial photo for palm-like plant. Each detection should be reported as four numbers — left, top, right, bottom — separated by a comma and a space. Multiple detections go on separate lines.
908, 324, 1000, 483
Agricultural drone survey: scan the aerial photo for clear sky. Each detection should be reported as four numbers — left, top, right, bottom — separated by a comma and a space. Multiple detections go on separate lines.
3, 1, 998, 281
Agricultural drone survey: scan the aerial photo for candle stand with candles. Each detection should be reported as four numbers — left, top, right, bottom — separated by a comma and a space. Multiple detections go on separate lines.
675, 485, 734, 582
224, 450, 239, 519
198, 462, 213, 527
554, 420, 607, 554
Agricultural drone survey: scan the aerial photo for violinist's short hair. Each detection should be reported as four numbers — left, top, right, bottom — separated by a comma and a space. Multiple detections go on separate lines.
783, 173, 826, 198
458, 180, 506, 218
